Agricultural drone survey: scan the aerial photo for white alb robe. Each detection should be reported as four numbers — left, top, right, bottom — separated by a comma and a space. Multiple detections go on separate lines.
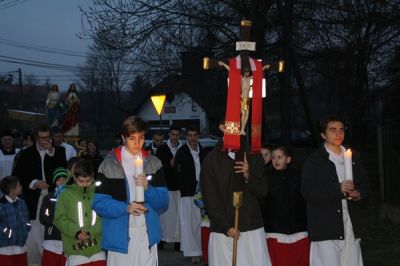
180, 197, 202, 257
160, 190, 181, 242
159, 139, 182, 243
0, 148, 19, 179
310, 145, 363, 266
179, 143, 202, 257
208, 227, 271, 266
107, 147, 158, 266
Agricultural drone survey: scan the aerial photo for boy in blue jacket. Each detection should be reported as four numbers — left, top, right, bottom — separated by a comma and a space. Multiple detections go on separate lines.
0, 176, 30, 266
93, 116, 168, 266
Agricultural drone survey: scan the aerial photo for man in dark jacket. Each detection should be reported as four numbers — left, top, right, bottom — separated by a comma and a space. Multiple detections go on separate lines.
301, 115, 370, 266
175, 126, 204, 262
200, 120, 270, 265
155, 125, 182, 249
12, 123, 67, 266
145, 130, 164, 155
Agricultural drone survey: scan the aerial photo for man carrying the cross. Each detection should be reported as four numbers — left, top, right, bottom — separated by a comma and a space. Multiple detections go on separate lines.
200, 118, 271, 266
201, 19, 283, 265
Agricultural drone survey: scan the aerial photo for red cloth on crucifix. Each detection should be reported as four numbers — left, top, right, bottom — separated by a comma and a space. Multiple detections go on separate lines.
223, 56, 263, 153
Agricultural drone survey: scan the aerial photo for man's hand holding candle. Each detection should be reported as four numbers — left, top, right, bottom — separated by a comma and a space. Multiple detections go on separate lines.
340, 180, 354, 194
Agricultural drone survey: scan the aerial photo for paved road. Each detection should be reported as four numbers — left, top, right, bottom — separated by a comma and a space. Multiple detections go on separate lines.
158, 243, 206, 266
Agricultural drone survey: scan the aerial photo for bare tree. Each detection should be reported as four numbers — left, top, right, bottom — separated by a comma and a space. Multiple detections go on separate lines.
24, 74, 39, 86
79, 0, 400, 146
295, 0, 400, 123
80, 0, 276, 80
76, 38, 135, 137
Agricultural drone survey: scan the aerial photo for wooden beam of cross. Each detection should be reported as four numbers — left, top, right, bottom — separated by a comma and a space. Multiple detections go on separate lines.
202, 20, 286, 266
203, 20, 284, 73
203, 20, 285, 139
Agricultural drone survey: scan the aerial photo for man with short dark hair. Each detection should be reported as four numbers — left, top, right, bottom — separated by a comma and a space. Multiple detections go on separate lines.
155, 125, 182, 250
175, 126, 204, 262
12, 123, 67, 266
93, 116, 168, 265
200, 119, 270, 265
51, 128, 77, 161
302, 115, 370, 266
146, 131, 164, 155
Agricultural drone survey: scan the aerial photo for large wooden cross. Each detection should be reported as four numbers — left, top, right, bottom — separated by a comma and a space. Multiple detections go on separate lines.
202, 20, 284, 266
203, 20, 284, 138
203, 20, 284, 75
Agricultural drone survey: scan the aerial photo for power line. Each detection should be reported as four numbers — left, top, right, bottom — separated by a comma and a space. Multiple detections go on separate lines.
0, 54, 165, 75
0, 55, 81, 72
0, 37, 87, 57
0, 0, 28, 11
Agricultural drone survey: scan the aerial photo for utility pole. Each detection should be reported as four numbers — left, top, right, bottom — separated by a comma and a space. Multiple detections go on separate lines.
18, 68, 23, 109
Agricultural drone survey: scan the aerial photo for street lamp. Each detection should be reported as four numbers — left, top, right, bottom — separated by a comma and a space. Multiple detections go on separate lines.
150, 94, 166, 129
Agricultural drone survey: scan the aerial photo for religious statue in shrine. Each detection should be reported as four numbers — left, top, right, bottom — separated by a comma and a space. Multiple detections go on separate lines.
63, 83, 80, 136
45, 84, 62, 128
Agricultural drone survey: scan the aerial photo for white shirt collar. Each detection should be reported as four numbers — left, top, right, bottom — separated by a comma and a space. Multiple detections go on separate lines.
5, 195, 18, 203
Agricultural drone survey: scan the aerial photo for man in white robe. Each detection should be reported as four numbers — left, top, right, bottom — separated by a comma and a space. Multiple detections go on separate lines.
51, 129, 77, 161
175, 126, 203, 262
302, 115, 370, 266
200, 121, 271, 266
12, 124, 67, 266
0, 130, 20, 197
156, 125, 182, 250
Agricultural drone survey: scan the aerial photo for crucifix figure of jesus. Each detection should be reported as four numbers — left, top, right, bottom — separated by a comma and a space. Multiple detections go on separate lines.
218, 61, 270, 135
204, 20, 284, 150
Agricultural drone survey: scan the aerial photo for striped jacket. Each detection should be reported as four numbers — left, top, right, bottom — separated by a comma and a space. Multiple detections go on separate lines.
93, 146, 168, 253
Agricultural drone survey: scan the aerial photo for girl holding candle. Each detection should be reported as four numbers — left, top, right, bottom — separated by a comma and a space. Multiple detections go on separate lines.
93, 116, 168, 266
53, 159, 105, 266
301, 115, 370, 266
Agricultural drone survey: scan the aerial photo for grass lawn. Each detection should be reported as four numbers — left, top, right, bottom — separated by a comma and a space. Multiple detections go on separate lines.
361, 192, 400, 266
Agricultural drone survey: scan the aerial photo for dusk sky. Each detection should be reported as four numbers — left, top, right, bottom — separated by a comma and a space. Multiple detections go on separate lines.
0, 0, 91, 90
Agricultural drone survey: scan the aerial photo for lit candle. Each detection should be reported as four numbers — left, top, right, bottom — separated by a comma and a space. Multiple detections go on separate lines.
134, 157, 144, 203
134, 158, 143, 175
344, 149, 353, 181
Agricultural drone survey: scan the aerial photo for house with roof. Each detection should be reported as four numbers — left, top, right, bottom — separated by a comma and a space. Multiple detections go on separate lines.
135, 51, 228, 136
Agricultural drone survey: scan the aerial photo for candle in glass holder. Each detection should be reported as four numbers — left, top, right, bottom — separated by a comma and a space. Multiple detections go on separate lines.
134, 158, 144, 203
344, 149, 353, 181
